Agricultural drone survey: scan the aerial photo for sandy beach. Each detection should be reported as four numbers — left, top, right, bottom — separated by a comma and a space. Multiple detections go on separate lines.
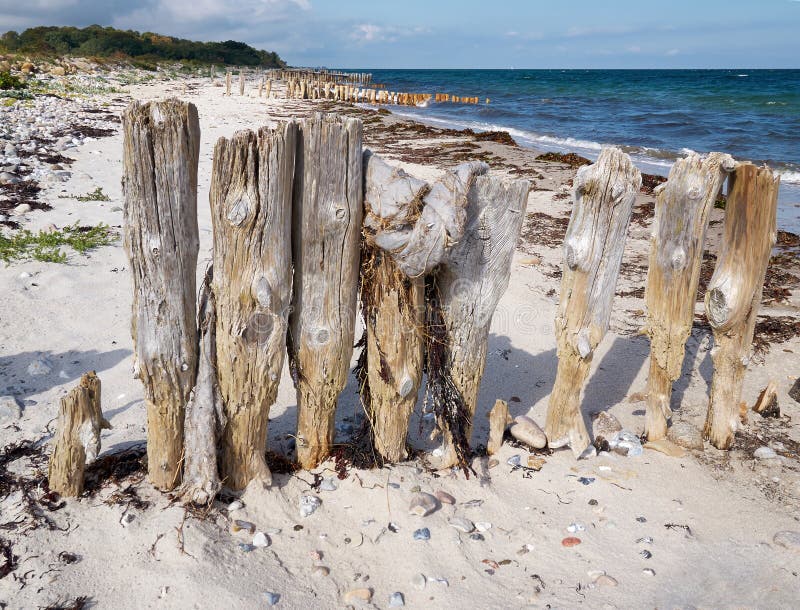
2, 65, 800, 609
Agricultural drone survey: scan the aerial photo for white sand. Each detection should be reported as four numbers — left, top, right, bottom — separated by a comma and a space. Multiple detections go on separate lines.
1, 74, 799, 609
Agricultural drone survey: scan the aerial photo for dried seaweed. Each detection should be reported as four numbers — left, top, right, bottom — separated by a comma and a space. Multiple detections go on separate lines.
535, 152, 591, 168
520, 212, 570, 248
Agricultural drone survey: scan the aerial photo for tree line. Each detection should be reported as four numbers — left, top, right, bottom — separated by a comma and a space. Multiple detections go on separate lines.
0, 25, 286, 68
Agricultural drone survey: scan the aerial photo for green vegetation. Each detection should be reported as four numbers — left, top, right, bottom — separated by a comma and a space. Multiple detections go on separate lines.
0, 223, 117, 264
0, 71, 26, 90
59, 187, 112, 202
0, 26, 286, 67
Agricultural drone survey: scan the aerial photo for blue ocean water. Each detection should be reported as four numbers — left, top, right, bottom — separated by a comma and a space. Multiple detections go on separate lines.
361, 69, 800, 230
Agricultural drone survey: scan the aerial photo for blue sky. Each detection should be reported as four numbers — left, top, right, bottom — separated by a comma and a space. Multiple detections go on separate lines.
1, 0, 798, 68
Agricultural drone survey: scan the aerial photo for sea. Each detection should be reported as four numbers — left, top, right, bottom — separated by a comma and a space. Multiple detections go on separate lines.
358, 69, 800, 232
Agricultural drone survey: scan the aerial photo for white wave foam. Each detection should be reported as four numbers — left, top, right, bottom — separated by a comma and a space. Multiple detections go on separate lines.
778, 170, 800, 184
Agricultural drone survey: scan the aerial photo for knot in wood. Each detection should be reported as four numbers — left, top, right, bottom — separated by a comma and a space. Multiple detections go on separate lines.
243, 311, 275, 345
254, 276, 273, 309
226, 193, 253, 227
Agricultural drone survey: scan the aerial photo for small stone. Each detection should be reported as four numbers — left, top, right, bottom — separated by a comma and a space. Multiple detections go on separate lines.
27, 356, 53, 376
448, 517, 475, 533
252, 532, 270, 547
312, 566, 330, 577
635, 516, 647, 523
0, 396, 22, 422
319, 477, 338, 491
754, 446, 778, 460
640, 550, 652, 559
526, 456, 546, 470
409, 492, 439, 517
667, 420, 704, 451
388, 592, 405, 607
411, 573, 427, 590
577, 477, 595, 486
642, 568, 656, 576
227, 500, 243, 512
510, 416, 547, 449
469, 533, 485, 541
475, 522, 492, 532
592, 412, 622, 439
264, 591, 280, 606
413, 528, 431, 541
594, 574, 618, 587
435, 490, 455, 505
343, 588, 372, 604
561, 537, 581, 547
567, 523, 585, 533
232, 520, 255, 534
0, 172, 21, 185
238, 543, 255, 552
300, 495, 322, 517
644, 438, 687, 458
773, 530, 800, 551
310, 550, 323, 561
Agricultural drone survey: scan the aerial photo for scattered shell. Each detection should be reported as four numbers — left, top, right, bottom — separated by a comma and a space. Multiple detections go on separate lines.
469, 533, 485, 541
233, 520, 255, 534
435, 490, 456, 505
507, 454, 522, 467
343, 588, 373, 604
412, 573, 427, 590
640, 550, 652, 559
526, 456, 546, 470
448, 517, 475, 533
388, 592, 405, 607
252, 532, 270, 548
488, 458, 500, 469
561, 537, 581, 547
577, 477, 595, 486
264, 592, 280, 606
238, 543, 255, 552
567, 523, 585, 533
409, 492, 440, 517
475, 522, 492, 532
595, 574, 618, 587
227, 500, 244, 512
636, 536, 654, 544
413, 528, 431, 541
300, 495, 322, 518
642, 568, 656, 576
319, 477, 338, 491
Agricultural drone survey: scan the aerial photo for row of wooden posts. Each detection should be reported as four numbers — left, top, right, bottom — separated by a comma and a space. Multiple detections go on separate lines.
47, 98, 779, 501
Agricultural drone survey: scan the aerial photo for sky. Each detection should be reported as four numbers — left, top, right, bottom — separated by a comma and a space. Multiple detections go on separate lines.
1, 0, 799, 68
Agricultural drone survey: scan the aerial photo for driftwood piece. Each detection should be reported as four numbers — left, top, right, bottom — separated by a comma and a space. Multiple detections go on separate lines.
360, 152, 428, 461
210, 123, 297, 490
545, 147, 641, 457
644, 152, 734, 440
752, 380, 779, 417
289, 114, 363, 469
179, 269, 225, 504
429, 173, 530, 470
703, 163, 779, 448
48, 372, 110, 497
487, 399, 510, 455
123, 99, 200, 490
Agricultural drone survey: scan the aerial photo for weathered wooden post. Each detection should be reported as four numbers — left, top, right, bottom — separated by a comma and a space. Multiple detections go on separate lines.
360, 152, 428, 462
225, 71, 231, 96
644, 152, 734, 440
290, 114, 363, 469
429, 170, 530, 471
239, 71, 245, 96
265, 79, 272, 98
123, 99, 200, 490
703, 163, 779, 448
48, 372, 110, 497
210, 122, 297, 490
544, 148, 641, 457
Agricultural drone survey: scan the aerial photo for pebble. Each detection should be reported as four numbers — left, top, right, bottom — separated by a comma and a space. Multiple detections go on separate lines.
409, 492, 439, 516
592, 411, 622, 439
227, 500, 243, 512
773, 530, 800, 551
0, 396, 22, 422
413, 528, 431, 541
475, 521, 492, 532
343, 588, 372, 604
299, 495, 322, 517
27, 355, 53, 376
312, 566, 330, 577
510, 415, 547, 449
232, 520, 255, 534
0, 172, 20, 185
469, 533, 485, 541
448, 517, 475, 533
488, 458, 500, 469
264, 592, 280, 606
614, 430, 644, 457
238, 543, 255, 552
594, 574, 618, 587
252, 532, 270, 548
319, 477, 338, 491
435, 490, 455, 505
527, 456, 546, 470
411, 573, 427, 590
640, 550, 652, 559
667, 420, 704, 451
388, 592, 405, 607
754, 446, 779, 460
561, 537, 581, 547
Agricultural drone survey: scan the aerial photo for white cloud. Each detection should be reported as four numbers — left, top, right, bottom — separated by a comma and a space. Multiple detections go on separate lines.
349, 23, 429, 44
666, 48, 680, 56
627, 45, 641, 53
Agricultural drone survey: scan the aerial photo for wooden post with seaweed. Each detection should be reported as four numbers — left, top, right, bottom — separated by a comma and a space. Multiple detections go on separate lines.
428, 169, 530, 471
210, 123, 297, 490
289, 114, 363, 469
123, 99, 200, 490
179, 269, 225, 504
544, 147, 641, 457
644, 152, 734, 440
48, 371, 110, 497
703, 163, 779, 448
360, 151, 428, 462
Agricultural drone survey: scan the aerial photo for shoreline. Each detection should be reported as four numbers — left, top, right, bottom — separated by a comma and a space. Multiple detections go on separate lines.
2, 65, 800, 609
